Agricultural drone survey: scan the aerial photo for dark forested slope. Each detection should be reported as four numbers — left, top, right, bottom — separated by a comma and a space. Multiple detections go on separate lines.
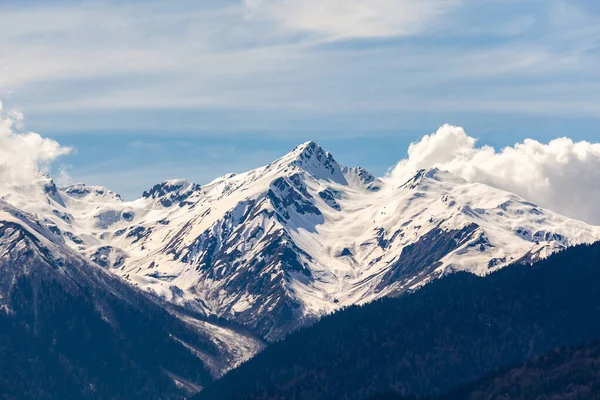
198, 242, 600, 400
374, 339, 600, 400
448, 339, 600, 400
0, 213, 256, 400
0, 276, 213, 400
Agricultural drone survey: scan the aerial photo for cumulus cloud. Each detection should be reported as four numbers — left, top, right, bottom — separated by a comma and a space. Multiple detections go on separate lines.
389, 124, 600, 225
245, 0, 460, 40
0, 101, 71, 194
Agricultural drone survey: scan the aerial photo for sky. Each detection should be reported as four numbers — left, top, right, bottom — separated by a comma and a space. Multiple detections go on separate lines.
1, 0, 600, 212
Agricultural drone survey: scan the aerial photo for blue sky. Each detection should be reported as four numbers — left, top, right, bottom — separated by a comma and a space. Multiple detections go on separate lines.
1, 0, 599, 199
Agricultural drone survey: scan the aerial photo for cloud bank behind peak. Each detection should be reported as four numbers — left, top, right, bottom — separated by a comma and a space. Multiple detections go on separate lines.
0, 101, 71, 194
389, 124, 600, 224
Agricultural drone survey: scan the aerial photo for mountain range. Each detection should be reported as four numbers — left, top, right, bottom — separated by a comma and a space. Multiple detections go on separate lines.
1, 141, 599, 398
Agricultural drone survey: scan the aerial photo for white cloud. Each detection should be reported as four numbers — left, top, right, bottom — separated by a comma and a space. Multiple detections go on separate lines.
389, 124, 600, 224
245, 0, 460, 40
0, 101, 71, 193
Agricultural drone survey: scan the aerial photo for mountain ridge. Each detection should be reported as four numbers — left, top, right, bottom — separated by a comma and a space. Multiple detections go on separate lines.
1, 141, 599, 341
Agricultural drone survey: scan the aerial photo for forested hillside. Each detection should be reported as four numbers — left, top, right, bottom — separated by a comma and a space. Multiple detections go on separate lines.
198, 242, 600, 400
375, 339, 600, 400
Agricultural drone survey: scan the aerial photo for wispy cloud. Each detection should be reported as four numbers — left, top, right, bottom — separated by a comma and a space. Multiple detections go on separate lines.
0, 0, 599, 134
243, 0, 461, 41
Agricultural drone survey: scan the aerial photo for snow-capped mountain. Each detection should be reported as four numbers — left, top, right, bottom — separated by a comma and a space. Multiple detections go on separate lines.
3, 141, 599, 340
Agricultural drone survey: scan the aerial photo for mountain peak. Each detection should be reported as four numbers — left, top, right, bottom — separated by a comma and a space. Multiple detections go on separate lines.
62, 183, 123, 203
296, 140, 319, 150
141, 179, 201, 207
399, 167, 466, 190
280, 141, 347, 184
286, 141, 326, 164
